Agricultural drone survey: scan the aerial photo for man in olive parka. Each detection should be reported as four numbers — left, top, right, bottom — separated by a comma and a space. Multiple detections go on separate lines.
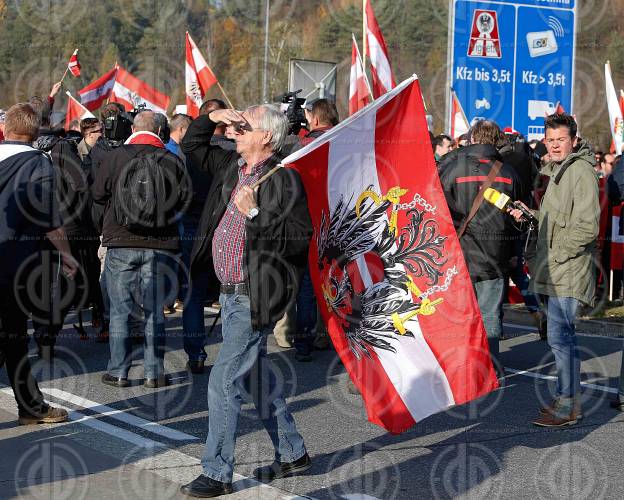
513, 113, 599, 427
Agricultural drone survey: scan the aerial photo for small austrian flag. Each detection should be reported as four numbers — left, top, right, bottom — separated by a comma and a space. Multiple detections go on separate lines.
68, 49, 81, 77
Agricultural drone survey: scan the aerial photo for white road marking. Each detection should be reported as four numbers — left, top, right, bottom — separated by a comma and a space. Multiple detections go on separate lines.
39, 387, 198, 442
504, 368, 618, 394
503, 322, 624, 341
0, 388, 164, 449
0, 388, 313, 499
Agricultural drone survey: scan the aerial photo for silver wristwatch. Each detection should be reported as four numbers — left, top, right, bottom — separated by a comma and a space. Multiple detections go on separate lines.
247, 207, 259, 220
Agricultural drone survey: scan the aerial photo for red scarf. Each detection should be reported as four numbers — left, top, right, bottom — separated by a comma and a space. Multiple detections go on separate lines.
125, 131, 165, 148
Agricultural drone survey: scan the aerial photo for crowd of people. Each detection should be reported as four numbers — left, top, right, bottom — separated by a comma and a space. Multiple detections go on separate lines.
2, 81, 624, 497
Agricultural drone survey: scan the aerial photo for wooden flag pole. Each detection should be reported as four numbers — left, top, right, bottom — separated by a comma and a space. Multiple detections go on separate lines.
216, 80, 235, 110
251, 164, 282, 189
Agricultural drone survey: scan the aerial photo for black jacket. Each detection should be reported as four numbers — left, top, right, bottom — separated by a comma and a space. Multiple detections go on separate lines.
35, 131, 96, 238
439, 143, 521, 282
181, 115, 312, 329
91, 143, 189, 251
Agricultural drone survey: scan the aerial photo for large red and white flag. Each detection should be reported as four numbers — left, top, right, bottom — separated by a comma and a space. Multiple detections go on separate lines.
186, 32, 219, 118
110, 66, 170, 115
365, 0, 396, 98
349, 34, 371, 116
65, 91, 94, 129
282, 76, 498, 434
450, 88, 470, 139
606, 62, 624, 155
78, 67, 117, 111
67, 49, 81, 77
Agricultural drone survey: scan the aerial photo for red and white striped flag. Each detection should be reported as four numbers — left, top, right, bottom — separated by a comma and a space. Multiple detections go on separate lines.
65, 91, 94, 129
349, 34, 371, 116
450, 88, 470, 139
282, 76, 498, 434
606, 62, 624, 156
186, 32, 219, 118
110, 66, 170, 115
365, 0, 395, 98
78, 67, 118, 111
67, 49, 81, 77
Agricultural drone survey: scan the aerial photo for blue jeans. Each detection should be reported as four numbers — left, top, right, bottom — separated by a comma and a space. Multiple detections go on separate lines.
105, 248, 168, 379
181, 216, 208, 362
474, 278, 504, 367
201, 293, 307, 483
547, 296, 581, 399
294, 269, 317, 355
510, 239, 540, 313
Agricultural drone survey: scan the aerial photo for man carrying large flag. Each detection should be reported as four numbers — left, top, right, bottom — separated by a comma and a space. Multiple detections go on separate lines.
282, 75, 498, 434
349, 34, 371, 116
186, 32, 219, 118
365, 0, 396, 98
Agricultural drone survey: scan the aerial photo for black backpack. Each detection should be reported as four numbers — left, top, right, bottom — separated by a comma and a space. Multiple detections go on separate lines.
113, 149, 174, 232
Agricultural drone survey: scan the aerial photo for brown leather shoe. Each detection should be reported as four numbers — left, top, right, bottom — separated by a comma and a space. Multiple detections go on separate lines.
533, 411, 578, 427
539, 399, 583, 420
18, 406, 68, 426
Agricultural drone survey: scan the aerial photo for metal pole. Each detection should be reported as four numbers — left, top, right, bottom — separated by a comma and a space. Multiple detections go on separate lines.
262, 0, 270, 103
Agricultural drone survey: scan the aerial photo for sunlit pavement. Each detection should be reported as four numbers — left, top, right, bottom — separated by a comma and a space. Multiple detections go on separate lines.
2, 309, 624, 499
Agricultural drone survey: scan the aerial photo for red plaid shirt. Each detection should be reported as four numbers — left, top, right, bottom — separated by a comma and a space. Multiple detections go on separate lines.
212, 157, 271, 284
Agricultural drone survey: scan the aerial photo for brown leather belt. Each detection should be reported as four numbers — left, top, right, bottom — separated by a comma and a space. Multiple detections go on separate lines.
220, 283, 248, 295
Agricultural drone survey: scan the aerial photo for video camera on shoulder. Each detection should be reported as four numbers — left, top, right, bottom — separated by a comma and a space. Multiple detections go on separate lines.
277, 89, 306, 135
104, 104, 171, 145
104, 110, 133, 146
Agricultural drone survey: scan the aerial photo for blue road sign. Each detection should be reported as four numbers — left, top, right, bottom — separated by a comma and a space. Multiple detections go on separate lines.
447, 0, 576, 141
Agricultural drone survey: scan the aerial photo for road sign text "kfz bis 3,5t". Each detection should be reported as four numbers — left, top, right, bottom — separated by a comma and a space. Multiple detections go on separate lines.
447, 0, 576, 141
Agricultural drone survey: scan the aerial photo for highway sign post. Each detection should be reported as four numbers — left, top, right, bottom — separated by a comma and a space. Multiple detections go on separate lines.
446, 0, 577, 140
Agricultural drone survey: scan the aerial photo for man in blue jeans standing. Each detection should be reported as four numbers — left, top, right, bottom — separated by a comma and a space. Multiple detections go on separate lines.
181, 99, 236, 374
92, 111, 189, 388
512, 113, 599, 427
180, 104, 312, 497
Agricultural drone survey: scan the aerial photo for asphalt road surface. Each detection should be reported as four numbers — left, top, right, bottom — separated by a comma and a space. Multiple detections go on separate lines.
2, 308, 624, 500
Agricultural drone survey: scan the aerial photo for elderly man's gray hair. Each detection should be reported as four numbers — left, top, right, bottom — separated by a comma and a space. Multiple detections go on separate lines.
246, 104, 288, 152
133, 110, 159, 134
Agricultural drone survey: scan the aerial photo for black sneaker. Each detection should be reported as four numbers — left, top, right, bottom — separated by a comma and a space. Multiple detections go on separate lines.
187, 360, 205, 374
101, 373, 130, 388
253, 453, 312, 481
144, 375, 171, 388
180, 474, 232, 497
610, 398, 624, 411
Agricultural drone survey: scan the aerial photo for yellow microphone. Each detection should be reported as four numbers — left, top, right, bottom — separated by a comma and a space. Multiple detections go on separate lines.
483, 187, 538, 225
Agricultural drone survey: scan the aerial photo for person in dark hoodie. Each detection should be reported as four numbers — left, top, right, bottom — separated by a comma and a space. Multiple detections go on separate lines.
92, 110, 190, 388
0, 102, 76, 425
33, 99, 103, 358
439, 119, 521, 373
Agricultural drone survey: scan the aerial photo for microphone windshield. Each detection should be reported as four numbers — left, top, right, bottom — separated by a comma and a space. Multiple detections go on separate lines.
483, 187, 510, 210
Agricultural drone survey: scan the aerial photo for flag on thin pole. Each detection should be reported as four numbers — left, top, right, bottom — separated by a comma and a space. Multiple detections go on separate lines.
606, 61, 624, 156
186, 32, 219, 118
450, 88, 470, 139
78, 67, 118, 111
67, 49, 81, 77
364, 0, 396, 98
110, 66, 170, 115
281, 76, 498, 434
65, 91, 94, 129
349, 34, 372, 116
